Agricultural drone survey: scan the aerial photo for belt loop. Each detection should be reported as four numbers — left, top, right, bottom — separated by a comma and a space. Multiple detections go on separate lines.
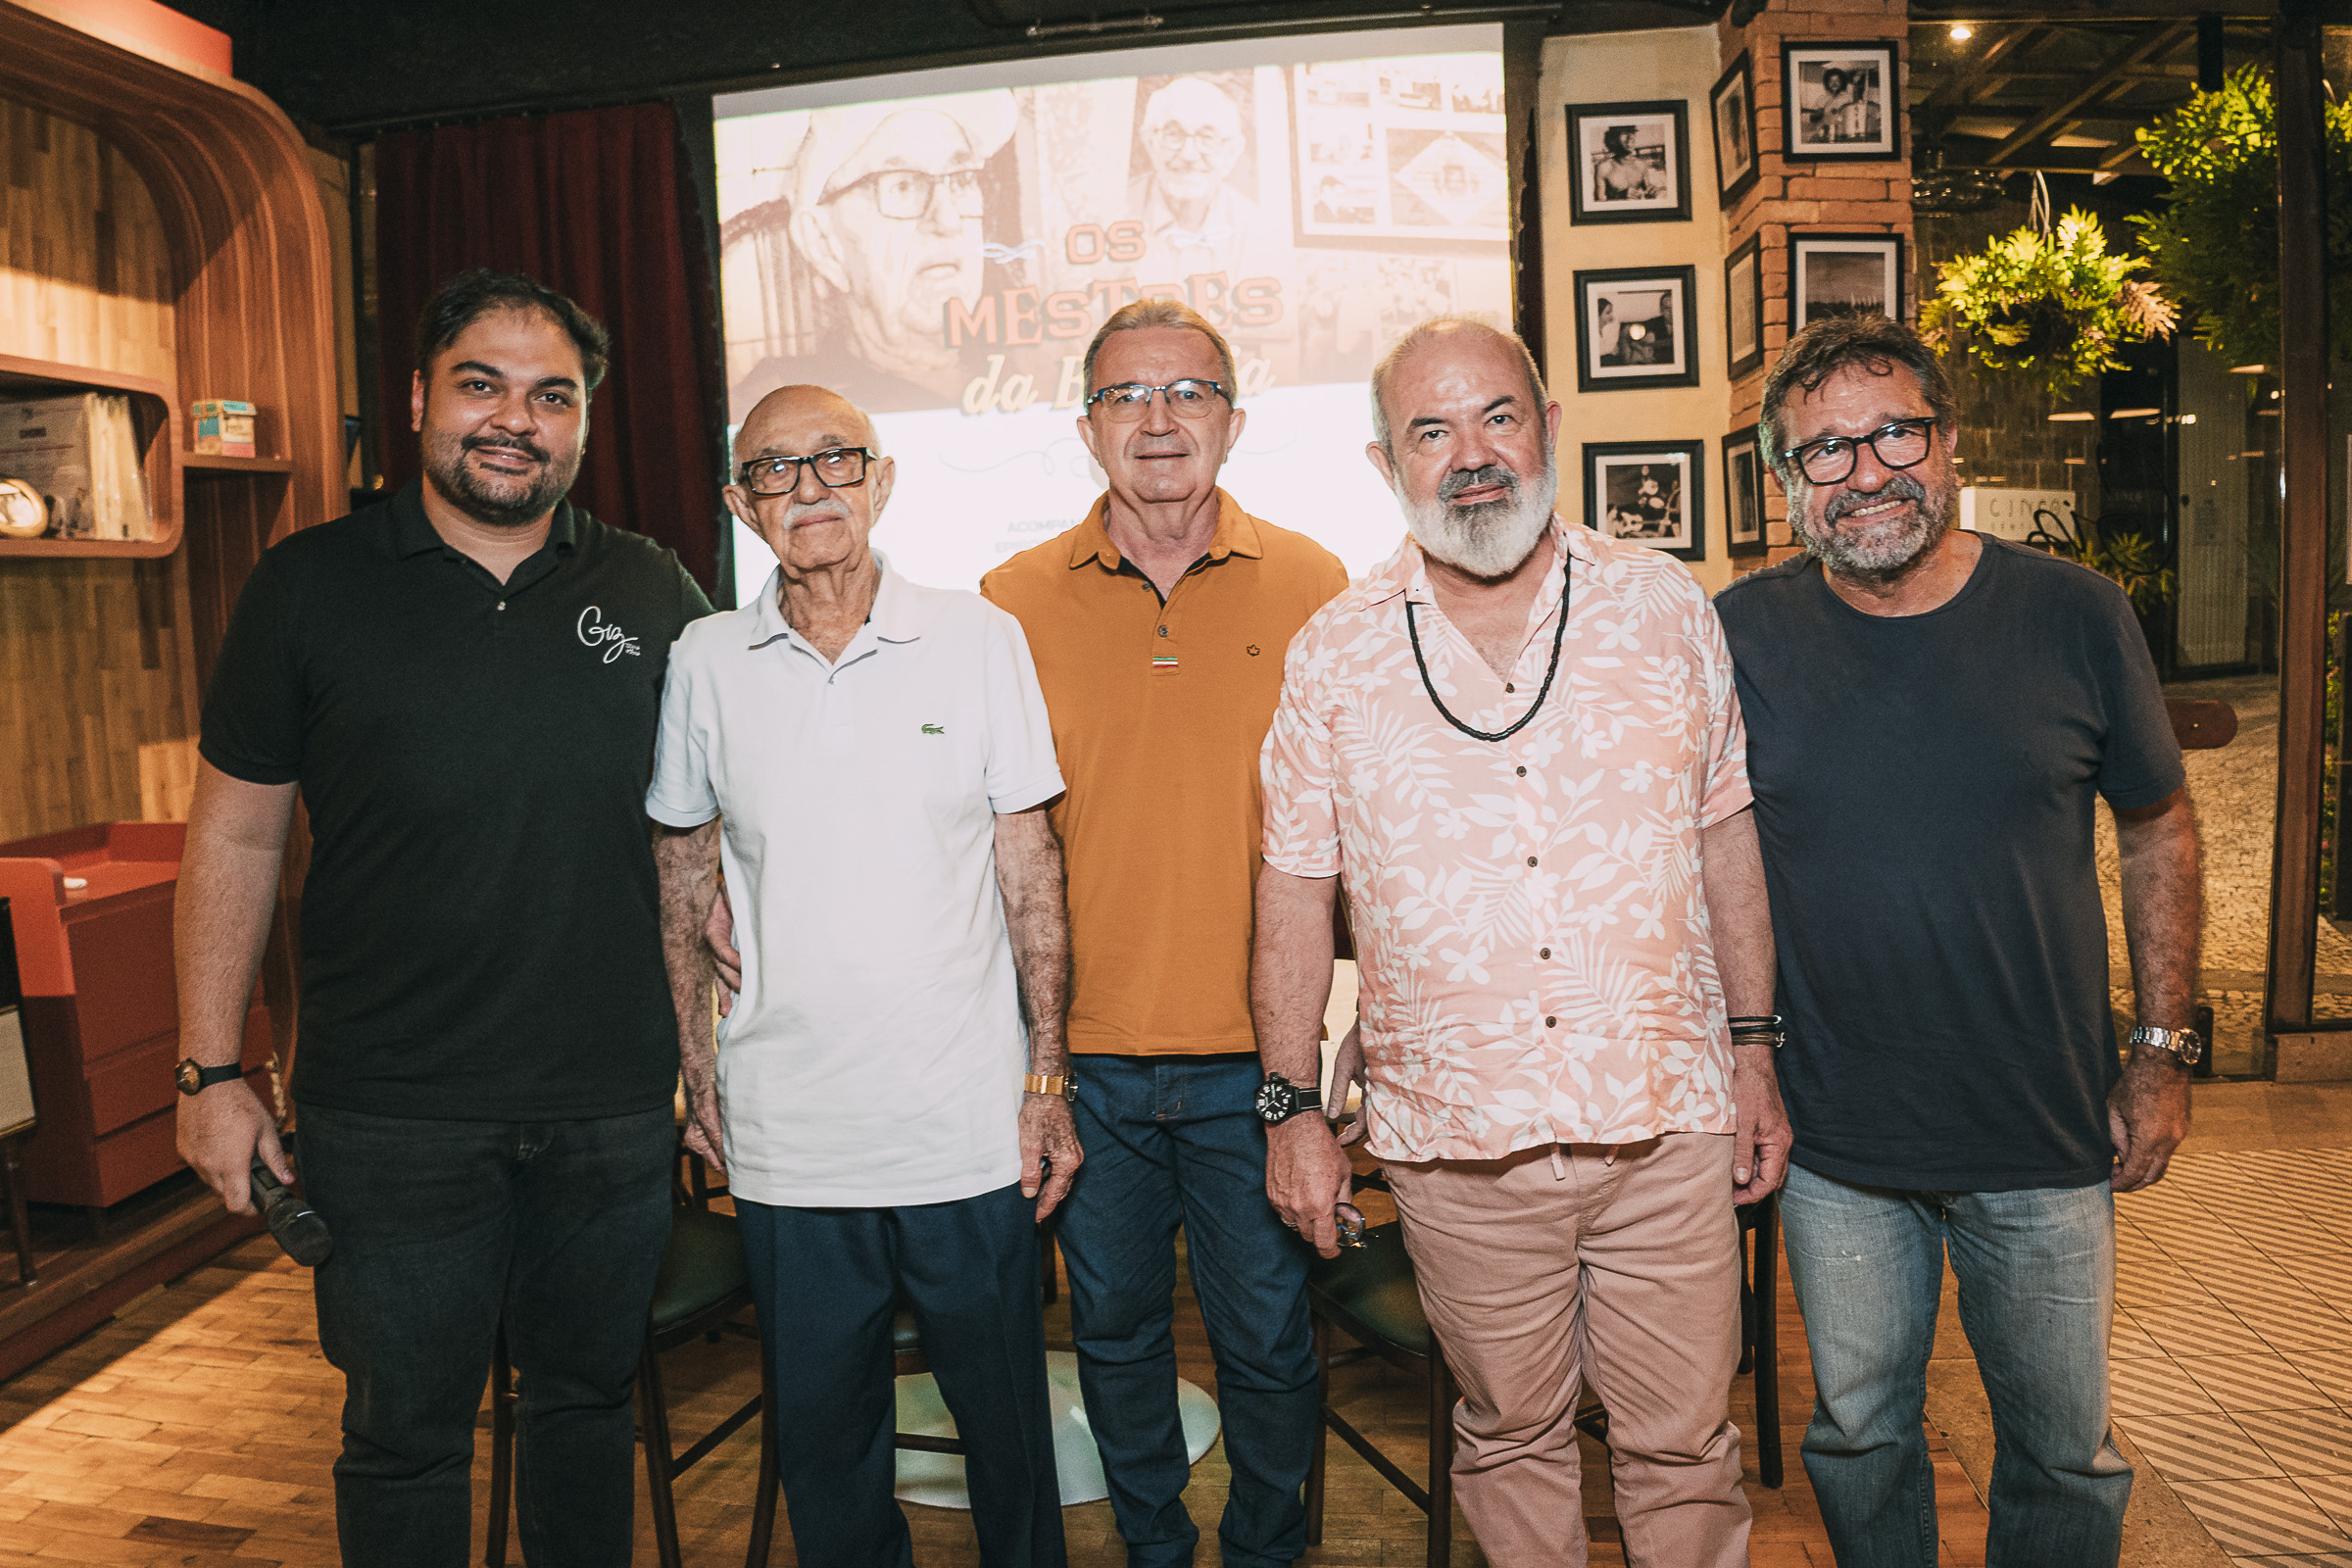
1602, 1144, 1618, 1168
1549, 1145, 1567, 1181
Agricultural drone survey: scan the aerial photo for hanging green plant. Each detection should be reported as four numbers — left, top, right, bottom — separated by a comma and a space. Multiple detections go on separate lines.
1919, 206, 2176, 397
2131, 63, 2352, 367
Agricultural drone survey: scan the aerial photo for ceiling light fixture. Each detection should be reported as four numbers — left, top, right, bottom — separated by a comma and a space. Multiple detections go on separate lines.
1949, 23, 1973, 39
2049, 412, 2097, 421
2230, 365, 2270, 373
2109, 407, 2161, 418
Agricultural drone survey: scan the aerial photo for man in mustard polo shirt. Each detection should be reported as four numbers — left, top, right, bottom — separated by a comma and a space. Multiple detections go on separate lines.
983, 301, 1348, 1568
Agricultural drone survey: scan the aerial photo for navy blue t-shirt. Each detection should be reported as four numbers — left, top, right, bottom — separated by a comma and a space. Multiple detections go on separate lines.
1714, 538, 2184, 1191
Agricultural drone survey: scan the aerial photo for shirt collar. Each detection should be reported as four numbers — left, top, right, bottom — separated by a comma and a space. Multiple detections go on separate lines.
389, 480, 579, 560
1362, 514, 1595, 609
1066, 489, 1265, 572
745, 550, 924, 650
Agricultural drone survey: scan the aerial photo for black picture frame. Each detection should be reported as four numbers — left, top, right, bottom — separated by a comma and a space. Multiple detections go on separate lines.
1584, 440, 1706, 562
1724, 425, 1767, 557
1725, 233, 1764, 380
1780, 39, 1902, 163
1572, 266, 1700, 392
1790, 231, 1906, 329
1709, 54, 1757, 202
1566, 100, 1691, 224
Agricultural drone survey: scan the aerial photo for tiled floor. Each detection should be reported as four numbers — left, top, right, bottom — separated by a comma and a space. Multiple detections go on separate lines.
2113, 1146, 2352, 1563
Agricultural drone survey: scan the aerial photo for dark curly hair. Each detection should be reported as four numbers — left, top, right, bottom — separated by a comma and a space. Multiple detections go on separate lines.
1759, 315, 1955, 483
415, 268, 611, 392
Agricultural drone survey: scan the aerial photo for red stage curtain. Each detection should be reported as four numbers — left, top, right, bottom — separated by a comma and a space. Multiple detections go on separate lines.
373, 101, 724, 595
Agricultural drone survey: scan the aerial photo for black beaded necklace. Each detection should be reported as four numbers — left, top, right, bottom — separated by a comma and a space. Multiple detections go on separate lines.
1404, 554, 1572, 744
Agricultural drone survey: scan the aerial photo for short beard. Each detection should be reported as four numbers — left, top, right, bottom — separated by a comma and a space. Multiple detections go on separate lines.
1791, 470, 1955, 581
1397, 456, 1559, 580
422, 427, 582, 527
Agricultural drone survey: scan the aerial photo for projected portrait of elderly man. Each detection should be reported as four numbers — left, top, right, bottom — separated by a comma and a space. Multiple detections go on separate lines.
1128, 74, 1288, 295
745, 91, 1014, 413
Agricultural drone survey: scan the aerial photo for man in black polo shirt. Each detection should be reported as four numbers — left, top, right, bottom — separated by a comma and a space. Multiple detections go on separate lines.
174, 269, 711, 1568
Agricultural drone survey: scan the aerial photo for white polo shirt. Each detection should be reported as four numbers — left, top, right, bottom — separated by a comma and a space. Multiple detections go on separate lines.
645, 553, 1064, 1207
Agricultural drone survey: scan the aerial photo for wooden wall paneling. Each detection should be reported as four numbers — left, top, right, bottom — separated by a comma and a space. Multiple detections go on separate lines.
0, 97, 172, 384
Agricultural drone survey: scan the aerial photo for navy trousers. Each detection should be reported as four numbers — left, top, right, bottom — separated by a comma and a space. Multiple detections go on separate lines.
736, 1181, 1067, 1568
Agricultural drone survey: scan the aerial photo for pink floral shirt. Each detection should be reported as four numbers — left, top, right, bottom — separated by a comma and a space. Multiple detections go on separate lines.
1260, 519, 1752, 1162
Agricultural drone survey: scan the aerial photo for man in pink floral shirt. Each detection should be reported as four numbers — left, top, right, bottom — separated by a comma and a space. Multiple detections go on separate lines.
1250, 317, 1788, 1568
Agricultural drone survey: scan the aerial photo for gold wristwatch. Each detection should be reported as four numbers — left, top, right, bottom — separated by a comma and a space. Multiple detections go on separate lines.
1023, 1072, 1073, 1098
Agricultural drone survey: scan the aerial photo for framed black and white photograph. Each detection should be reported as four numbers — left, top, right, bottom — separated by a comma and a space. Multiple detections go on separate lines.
1709, 54, 1757, 202
1585, 440, 1705, 561
1781, 40, 1901, 162
1573, 266, 1699, 392
1791, 232, 1904, 329
1724, 425, 1767, 557
1566, 100, 1690, 224
1725, 233, 1764, 379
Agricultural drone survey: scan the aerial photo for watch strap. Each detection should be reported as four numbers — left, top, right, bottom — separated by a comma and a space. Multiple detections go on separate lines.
2128, 1025, 2204, 1065
176, 1058, 242, 1096
1023, 1072, 1072, 1098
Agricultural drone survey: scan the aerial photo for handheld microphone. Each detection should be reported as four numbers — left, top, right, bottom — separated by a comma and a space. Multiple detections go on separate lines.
249, 1158, 333, 1267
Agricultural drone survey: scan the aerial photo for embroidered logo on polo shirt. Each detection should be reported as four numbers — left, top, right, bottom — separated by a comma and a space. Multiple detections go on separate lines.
921, 723, 945, 735
576, 607, 642, 663
1247, 644, 1261, 657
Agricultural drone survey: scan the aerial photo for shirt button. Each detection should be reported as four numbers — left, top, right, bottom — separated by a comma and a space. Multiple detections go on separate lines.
1515, 765, 1527, 777
1526, 856, 1538, 867
1539, 947, 1550, 958
1544, 1015, 1557, 1028
1505, 682, 1516, 693
1157, 625, 1169, 637
497, 602, 507, 611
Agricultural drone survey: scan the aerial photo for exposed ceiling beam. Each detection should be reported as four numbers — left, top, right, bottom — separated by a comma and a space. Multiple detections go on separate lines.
1920, 23, 2039, 111
1983, 20, 2193, 164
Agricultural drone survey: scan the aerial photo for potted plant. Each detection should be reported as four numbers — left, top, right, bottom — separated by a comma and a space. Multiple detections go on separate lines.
1920, 204, 2176, 397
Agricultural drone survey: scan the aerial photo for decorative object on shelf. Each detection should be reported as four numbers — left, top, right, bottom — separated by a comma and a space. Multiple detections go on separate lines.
1572, 266, 1699, 392
1710, 54, 1758, 203
1723, 426, 1767, 558
1791, 232, 1905, 331
0, 477, 46, 540
0, 393, 150, 542
1566, 100, 1690, 224
190, 399, 257, 458
1921, 188, 2175, 398
1910, 145, 2007, 216
1584, 439, 1705, 562
2132, 63, 2352, 368
1725, 234, 1765, 379
1781, 40, 1902, 162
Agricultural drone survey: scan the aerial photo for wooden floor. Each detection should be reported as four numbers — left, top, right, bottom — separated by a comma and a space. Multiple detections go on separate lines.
0, 1207, 1993, 1568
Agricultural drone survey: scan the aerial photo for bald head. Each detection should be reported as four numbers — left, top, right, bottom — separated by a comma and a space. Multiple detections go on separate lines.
1368, 316, 1548, 461
735, 384, 879, 466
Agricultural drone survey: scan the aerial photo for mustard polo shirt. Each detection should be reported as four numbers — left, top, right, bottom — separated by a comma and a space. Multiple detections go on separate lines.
981, 491, 1349, 1056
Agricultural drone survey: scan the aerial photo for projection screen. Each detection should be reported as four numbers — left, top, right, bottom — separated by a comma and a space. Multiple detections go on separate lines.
713, 25, 1512, 602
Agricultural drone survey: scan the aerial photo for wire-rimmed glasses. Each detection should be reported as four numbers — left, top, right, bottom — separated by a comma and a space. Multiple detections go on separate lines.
1083, 379, 1231, 421
822, 168, 984, 221
1148, 123, 1235, 161
736, 447, 877, 495
1783, 418, 1939, 485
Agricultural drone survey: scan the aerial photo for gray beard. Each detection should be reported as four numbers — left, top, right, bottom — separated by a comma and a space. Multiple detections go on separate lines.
1399, 461, 1559, 579
1792, 472, 1954, 580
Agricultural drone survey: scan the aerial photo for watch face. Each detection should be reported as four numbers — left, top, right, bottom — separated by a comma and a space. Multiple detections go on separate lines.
174, 1059, 201, 1095
1254, 1078, 1294, 1123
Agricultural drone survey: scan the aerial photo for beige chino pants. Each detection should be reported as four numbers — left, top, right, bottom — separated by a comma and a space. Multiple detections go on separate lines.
1384, 1132, 1750, 1568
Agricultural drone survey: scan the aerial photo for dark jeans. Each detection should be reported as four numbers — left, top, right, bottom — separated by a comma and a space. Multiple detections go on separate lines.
1059, 1055, 1318, 1568
296, 1101, 675, 1568
736, 1182, 1066, 1568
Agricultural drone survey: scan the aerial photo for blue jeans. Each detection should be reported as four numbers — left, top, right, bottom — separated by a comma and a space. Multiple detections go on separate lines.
1057, 1054, 1318, 1568
296, 1101, 676, 1568
1780, 1162, 2132, 1568
735, 1184, 1065, 1568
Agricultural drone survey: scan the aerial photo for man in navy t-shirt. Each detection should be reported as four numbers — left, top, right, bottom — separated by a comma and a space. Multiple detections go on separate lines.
1714, 316, 2200, 1568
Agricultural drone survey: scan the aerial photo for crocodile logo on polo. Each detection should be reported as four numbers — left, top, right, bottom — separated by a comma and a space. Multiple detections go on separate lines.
921, 723, 946, 735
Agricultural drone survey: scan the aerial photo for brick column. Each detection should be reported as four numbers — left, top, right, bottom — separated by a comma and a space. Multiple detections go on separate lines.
1719, 0, 1914, 566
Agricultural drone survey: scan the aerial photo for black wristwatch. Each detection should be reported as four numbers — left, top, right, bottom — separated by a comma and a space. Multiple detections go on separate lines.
175, 1058, 242, 1096
1255, 1072, 1322, 1125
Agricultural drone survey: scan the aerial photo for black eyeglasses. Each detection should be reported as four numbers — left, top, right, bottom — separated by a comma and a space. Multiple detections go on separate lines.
822, 168, 984, 221
736, 447, 877, 495
1083, 379, 1231, 421
1783, 418, 1939, 485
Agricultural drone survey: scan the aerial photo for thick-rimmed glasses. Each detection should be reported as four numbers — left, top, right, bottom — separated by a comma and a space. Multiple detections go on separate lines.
736, 447, 877, 495
1084, 379, 1231, 421
1148, 123, 1234, 161
1784, 417, 1939, 485
823, 168, 984, 221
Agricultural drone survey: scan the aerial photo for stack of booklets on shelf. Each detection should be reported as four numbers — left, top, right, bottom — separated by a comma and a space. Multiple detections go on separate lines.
0, 392, 152, 541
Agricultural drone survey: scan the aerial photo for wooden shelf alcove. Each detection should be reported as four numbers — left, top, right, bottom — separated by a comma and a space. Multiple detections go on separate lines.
0, 0, 343, 687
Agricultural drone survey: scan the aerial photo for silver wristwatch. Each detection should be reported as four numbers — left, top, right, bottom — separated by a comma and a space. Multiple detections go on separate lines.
2128, 1025, 2204, 1067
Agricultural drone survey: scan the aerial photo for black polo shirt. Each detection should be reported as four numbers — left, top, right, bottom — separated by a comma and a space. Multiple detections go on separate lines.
200, 483, 713, 1120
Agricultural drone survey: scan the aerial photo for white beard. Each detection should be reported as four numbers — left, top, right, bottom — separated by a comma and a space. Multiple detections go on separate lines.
1399, 462, 1560, 579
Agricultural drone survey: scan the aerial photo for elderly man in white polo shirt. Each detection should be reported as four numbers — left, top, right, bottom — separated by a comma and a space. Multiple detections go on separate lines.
649, 382, 1079, 1568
